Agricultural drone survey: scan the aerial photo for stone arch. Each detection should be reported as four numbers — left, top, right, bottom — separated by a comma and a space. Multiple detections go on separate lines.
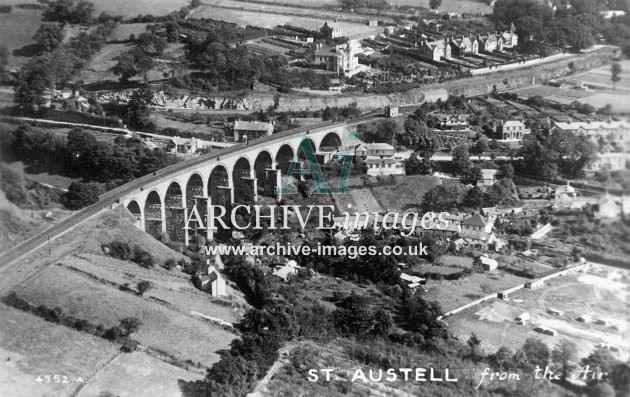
254, 150, 273, 195
297, 137, 317, 160
319, 131, 342, 152
185, 173, 206, 243
275, 143, 295, 175
126, 200, 142, 226
186, 173, 205, 208
165, 181, 185, 242
165, 181, 184, 208
144, 190, 163, 238
208, 164, 231, 207
233, 157, 253, 204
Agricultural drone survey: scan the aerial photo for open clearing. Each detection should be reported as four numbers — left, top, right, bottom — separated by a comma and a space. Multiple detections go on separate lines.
76, 351, 203, 397
12, 265, 236, 366
0, 7, 42, 69
447, 264, 630, 360
0, 303, 118, 397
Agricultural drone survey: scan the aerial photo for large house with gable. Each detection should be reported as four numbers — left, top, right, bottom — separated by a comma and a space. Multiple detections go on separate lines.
450, 36, 479, 56
419, 38, 452, 62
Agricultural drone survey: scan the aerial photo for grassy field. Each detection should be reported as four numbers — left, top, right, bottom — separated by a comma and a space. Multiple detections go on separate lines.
13, 265, 236, 366
63, 253, 243, 322
0, 303, 119, 397
371, 175, 441, 212
378, 0, 492, 13
0, 7, 42, 69
213, 0, 492, 13
190, 4, 381, 38
88, 0, 189, 17
76, 351, 203, 397
425, 271, 527, 312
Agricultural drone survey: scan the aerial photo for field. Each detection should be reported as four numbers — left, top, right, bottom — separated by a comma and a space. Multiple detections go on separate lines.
384, 0, 492, 13
11, 264, 237, 366
62, 253, 244, 322
424, 271, 527, 312
206, 0, 493, 14
447, 264, 630, 361
0, 303, 119, 397
76, 351, 203, 397
0, 7, 42, 69
190, 4, 382, 39
371, 175, 441, 212
88, 0, 189, 17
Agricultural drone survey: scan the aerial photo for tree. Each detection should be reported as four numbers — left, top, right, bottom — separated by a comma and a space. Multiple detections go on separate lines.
0, 46, 9, 83
405, 153, 431, 175
470, 139, 489, 159
190, 0, 201, 7
429, 0, 442, 10
522, 338, 550, 368
496, 163, 514, 180
464, 186, 485, 208
126, 87, 154, 130
112, 48, 154, 83
14, 57, 52, 113
137, 280, 152, 295
467, 333, 482, 361
33, 23, 64, 54
552, 338, 578, 381
138, 32, 168, 56
588, 382, 615, 397
65, 182, 103, 209
611, 63, 621, 91
421, 184, 466, 212
451, 144, 472, 175
609, 363, 630, 393
491, 347, 515, 371
43, 0, 95, 24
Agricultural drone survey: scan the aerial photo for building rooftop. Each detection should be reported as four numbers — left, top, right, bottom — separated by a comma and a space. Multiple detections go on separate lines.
553, 120, 630, 131
461, 214, 487, 228
234, 120, 273, 132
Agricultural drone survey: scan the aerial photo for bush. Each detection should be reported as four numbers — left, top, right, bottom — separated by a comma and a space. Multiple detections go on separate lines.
65, 182, 104, 209
163, 258, 177, 270
104, 241, 156, 268
137, 280, 152, 295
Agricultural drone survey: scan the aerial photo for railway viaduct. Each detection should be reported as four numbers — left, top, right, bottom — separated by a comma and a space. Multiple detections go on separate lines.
117, 116, 378, 244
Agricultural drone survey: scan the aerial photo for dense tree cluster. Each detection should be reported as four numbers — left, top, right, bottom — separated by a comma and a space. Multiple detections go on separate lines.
340, 0, 389, 11
42, 0, 95, 25
494, 0, 630, 55
518, 128, 598, 179
3, 125, 177, 186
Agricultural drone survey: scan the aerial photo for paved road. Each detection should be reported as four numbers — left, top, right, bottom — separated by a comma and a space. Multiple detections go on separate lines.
0, 114, 382, 267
